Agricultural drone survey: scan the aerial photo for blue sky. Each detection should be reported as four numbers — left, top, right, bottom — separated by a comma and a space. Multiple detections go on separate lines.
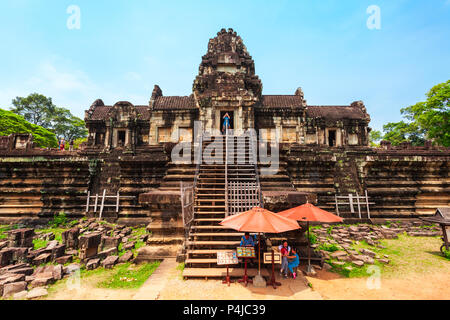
0, 0, 449, 131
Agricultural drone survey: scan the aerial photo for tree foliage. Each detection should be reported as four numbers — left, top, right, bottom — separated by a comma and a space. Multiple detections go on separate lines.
11, 93, 88, 141
382, 80, 449, 147
0, 108, 58, 148
369, 130, 383, 147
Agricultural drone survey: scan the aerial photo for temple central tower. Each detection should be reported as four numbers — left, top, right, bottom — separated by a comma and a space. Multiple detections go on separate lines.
193, 28, 262, 133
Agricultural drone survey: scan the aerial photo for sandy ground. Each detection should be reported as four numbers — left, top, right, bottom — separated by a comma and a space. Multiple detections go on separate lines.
46, 262, 450, 300
306, 269, 450, 300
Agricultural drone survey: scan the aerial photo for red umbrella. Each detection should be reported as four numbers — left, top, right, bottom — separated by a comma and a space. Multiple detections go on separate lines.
220, 207, 301, 279
278, 203, 343, 272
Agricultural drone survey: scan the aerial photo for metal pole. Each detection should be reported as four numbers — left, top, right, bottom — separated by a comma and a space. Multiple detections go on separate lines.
307, 221, 311, 272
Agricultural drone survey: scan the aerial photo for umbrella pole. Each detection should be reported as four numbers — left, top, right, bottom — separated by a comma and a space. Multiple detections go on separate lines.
258, 232, 261, 275
307, 221, 311, 272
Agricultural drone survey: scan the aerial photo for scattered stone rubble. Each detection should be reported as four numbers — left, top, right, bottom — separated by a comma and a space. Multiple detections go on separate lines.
0, 218, 148, 299
312, 220, 441, 271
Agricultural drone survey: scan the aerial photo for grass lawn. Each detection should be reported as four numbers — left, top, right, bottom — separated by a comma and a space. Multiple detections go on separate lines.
46, 261, 161, 298
325, 234, 448, 278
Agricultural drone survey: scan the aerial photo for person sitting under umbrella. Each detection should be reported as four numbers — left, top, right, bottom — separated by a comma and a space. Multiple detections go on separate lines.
240, 232, 256, 265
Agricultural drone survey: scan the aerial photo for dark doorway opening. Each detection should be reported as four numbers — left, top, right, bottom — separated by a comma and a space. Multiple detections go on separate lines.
118, 130, 126, 146
328, 130, 336, 147
220, 111, 234, 133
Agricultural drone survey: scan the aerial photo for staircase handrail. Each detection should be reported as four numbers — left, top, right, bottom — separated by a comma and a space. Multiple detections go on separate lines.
250, 130, 263, 208
225, 128, 229, 217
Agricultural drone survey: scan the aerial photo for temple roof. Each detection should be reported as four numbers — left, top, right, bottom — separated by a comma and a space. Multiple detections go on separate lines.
88, 105, 151, 120
305, 105, 367, 120
153, 96, 196, 110
260, 95, 305, 108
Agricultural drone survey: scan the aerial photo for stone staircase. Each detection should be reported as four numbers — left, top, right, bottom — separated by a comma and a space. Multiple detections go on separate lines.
182, 134, 265, 279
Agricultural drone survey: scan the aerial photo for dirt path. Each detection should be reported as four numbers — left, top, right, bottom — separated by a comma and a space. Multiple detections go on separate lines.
307, 269, 450, 300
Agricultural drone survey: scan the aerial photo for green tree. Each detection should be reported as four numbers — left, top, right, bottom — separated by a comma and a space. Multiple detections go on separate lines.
381, 80, 449, 147
52, 107, 88, 141
369, 129, 383, 147
0, 108, 58, 148
11, 93, 88, 142
11, 93, 56, 128
383, 121, 426, 146
400, 80, 449, 147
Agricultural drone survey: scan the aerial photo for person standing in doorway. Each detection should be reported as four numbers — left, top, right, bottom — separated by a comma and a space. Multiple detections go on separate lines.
222, 112, 231, 135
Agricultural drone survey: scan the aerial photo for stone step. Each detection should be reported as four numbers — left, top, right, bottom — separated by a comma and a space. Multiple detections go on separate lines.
190, 232, 243, 237
182, 268, 270, 279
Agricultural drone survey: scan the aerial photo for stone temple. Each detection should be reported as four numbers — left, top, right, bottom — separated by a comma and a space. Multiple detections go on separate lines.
84, 28, 370, 150
0, 29, 448, 275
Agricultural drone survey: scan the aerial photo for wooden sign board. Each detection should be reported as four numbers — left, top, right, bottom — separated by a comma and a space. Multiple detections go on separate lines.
263, 252, 282, 264
236, 246, 256, 258
217, 251, 239, 266
445, 226, 450, 240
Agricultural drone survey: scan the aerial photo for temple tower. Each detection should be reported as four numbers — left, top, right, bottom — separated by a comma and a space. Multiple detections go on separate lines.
193, 28, 262, 134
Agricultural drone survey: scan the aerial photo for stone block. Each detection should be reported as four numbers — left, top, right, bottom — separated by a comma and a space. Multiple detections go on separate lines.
86, 258, 100, 270
27, 287, 48, 299
102, 255, 119, 269
32, 253, 52, 266
118, 251, 134, 263
55, 255, 72, 265
0, 248, 14, 267
100, 235, 120, 251
2, 281, 27, 298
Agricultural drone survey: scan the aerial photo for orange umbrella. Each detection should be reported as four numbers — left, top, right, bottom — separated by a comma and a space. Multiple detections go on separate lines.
220, 207, 301, 233
278, 203, 343, 272
278, 203, 343, 223
220, 207, 301, 278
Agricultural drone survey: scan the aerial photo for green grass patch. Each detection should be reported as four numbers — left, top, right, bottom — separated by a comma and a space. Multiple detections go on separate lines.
317, 243, 340, 252
96, 262, 160, 289
35, 227, 65, 242
443, 248, 450, 260
33, 238, 49, 250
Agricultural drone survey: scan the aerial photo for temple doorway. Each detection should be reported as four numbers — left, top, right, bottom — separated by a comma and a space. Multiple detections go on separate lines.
220, 111, 234, 133
328, 130, 336, 147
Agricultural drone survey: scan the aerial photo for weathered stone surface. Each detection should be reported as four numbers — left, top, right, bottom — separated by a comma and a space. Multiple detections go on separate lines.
8, 228, 34, 248
79, 232, 101, 261
122, 241, 135, 251
63, 263, 80, 275
55, 255, 72, 265
62, 227, 80, 249
118, 251, 134, 263
102, 255, 119, 269
98, 247, 118, 260
13, 290, 28, 300
100, 236, 120, 251
352, 260, 364, 267
0, 248, 14, 267
86, 258, 100, 270
26, 287, 48, 299
330, 251, 348, 258
2, 281, 27, 298
32, 253, 52, 266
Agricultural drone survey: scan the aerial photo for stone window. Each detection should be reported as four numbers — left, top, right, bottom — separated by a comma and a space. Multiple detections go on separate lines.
282, 127, 297, 143
158, 127, 172, 143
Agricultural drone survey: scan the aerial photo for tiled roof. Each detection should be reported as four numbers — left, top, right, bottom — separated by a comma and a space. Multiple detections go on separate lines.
90, 106, 112, 120
153, 96, 197, 110
260, 95, 305, 108
88, 105, 151, 120
306, 105, 367, 120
